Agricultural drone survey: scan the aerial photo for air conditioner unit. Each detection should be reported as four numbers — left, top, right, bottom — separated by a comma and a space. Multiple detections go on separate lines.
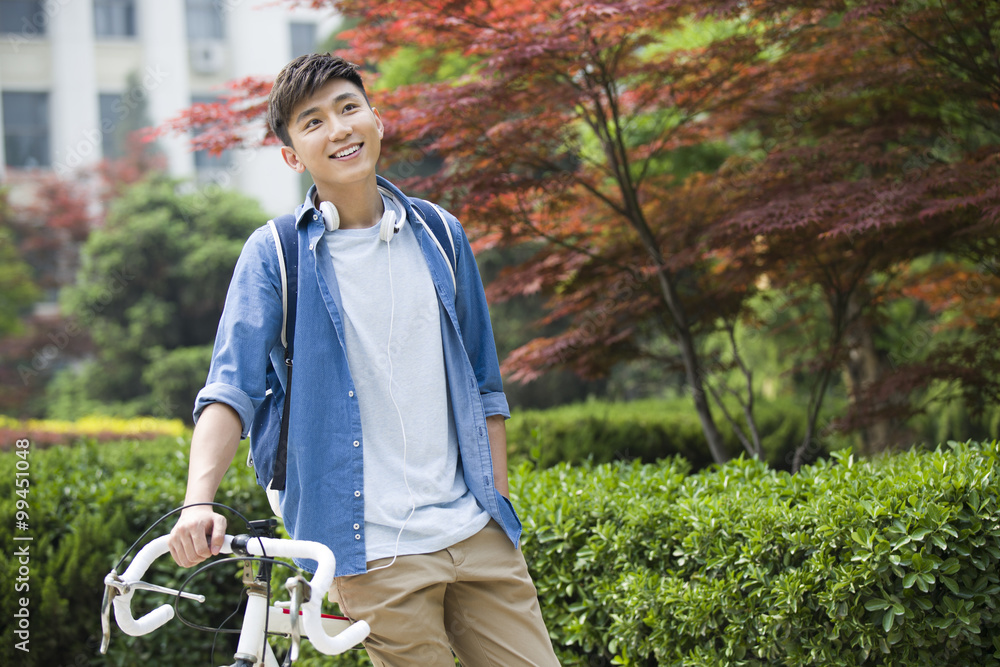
190, 40, 226, 75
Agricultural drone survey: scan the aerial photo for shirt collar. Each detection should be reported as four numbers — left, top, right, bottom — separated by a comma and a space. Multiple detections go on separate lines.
293, 177, 421, 229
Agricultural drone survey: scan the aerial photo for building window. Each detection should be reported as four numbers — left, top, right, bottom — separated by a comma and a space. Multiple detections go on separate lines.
98, 93, 124, 158
185, 0, 224, 41
3, 91, 49, 168
289, 22, 317, 59
94, 0, 136, 38
190, 95, 231, 171
0, 0, 45, 35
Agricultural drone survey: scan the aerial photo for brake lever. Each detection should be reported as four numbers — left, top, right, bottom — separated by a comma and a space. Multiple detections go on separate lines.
99, 569, 206, 654
100, 571, 120, 654
129, 581, 206, 602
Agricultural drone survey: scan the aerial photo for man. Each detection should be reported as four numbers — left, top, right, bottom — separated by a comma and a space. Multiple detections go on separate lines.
168, 53, 559, 666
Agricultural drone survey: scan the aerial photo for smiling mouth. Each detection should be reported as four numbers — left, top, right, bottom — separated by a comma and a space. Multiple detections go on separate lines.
332, 144, 362, 159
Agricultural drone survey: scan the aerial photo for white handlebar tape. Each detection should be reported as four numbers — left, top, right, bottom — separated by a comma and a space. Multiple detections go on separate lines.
112, 533, 371, 654
237, 536, 371, 655
112, 535, 176, 636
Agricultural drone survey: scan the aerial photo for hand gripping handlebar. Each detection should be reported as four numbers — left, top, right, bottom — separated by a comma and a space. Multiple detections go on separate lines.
102, 533, 370, 656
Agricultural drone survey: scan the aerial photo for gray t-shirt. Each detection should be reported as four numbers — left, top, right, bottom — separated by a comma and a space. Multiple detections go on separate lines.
323, 192, 489, 562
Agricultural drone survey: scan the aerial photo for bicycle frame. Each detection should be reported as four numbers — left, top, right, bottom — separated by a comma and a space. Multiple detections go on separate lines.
100, 526, 370, 666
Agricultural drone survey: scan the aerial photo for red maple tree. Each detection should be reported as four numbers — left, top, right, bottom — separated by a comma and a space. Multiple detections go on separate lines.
709, 0, 1000, 464
159, 0, 1000, 465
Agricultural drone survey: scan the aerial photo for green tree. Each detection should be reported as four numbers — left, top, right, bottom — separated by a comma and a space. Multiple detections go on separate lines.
51, 177, 265, 421
0, 221, 41, 336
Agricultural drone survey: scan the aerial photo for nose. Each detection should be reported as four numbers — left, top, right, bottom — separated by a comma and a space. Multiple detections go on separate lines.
327, 115, 351, 142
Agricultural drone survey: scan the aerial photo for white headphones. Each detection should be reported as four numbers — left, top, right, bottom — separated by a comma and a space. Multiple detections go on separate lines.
319, 200, 339, 232
318, 199, 403, 242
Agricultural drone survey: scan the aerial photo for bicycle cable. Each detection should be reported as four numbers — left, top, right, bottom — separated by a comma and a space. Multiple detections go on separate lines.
173, 555, 307, 666
114, 502, 298, 663
171, 555, 302, 634
208, 582, 251, 664
112, 501, 259, 572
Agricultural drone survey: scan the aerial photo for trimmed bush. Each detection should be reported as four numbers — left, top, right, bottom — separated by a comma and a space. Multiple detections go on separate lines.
2, 437, 997, 666
0, 437, 276, 667
506, 396, 838, 470
513, 440, 1000, 665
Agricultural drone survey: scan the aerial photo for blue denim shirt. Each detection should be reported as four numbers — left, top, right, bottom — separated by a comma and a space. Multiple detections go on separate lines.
194, 176, 520, 576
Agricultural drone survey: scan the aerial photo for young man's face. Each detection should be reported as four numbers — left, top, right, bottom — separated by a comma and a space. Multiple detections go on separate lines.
280, 78, 383, 192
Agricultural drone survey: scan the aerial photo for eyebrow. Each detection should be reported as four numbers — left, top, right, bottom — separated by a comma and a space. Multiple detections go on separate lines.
294, 92, 365, 126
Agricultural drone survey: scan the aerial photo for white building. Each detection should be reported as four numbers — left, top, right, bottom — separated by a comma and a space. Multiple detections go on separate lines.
0, 0, 341, 216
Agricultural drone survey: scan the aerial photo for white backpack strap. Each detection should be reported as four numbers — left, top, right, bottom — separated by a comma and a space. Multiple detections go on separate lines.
430, 202, 456, 263
412, 205, 457, 291
266, 219, 289, 349
251, 220, 288, 470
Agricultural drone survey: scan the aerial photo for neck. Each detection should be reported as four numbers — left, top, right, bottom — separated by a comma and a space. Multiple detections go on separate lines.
315, 176, 383, 230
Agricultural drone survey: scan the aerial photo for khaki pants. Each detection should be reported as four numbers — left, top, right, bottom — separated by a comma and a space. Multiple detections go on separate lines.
333, 520, 560, 666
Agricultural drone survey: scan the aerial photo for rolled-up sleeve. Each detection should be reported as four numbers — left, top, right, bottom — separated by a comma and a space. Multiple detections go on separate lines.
448, 214, 510, 420
193, 226, 285, 437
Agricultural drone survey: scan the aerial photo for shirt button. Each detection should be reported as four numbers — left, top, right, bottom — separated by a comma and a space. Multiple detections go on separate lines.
354, 490, 361, 497
353, 523, 360, 530
348, 390, 355, 397
353, 440, 360, 447
355, 534, 361, 540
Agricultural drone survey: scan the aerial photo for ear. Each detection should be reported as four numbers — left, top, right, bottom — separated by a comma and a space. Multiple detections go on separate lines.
280, 145, 307, 173
372, 107, 384, 139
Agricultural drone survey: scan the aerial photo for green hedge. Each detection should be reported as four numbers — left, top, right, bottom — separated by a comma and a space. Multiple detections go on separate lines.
514, 441, 1000, 665
2, 438, 998, 666
0, 437, 280, 667
506, 396, 838, 470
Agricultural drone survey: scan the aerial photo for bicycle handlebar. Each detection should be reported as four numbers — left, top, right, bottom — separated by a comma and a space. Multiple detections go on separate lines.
106, 533, 370, 655
106, 535, 176, 637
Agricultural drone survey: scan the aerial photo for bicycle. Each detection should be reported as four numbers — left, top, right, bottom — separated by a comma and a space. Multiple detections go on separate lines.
100, 509, 371, 667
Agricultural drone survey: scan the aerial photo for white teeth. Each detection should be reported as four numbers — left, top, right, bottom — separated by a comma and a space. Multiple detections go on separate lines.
334, 144, 360, 158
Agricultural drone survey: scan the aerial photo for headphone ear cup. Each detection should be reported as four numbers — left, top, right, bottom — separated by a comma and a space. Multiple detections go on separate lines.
319, 201, 339, 231
379, 210, 398, 243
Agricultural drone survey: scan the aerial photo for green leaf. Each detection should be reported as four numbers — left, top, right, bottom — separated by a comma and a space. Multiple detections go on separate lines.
941, 575, 961, 595
865, 598, 890, 611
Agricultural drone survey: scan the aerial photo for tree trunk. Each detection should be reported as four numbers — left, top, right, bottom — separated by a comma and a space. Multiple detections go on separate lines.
842, 289, 893, 455
684, 352, 731, 464
653, 269, 730, 464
